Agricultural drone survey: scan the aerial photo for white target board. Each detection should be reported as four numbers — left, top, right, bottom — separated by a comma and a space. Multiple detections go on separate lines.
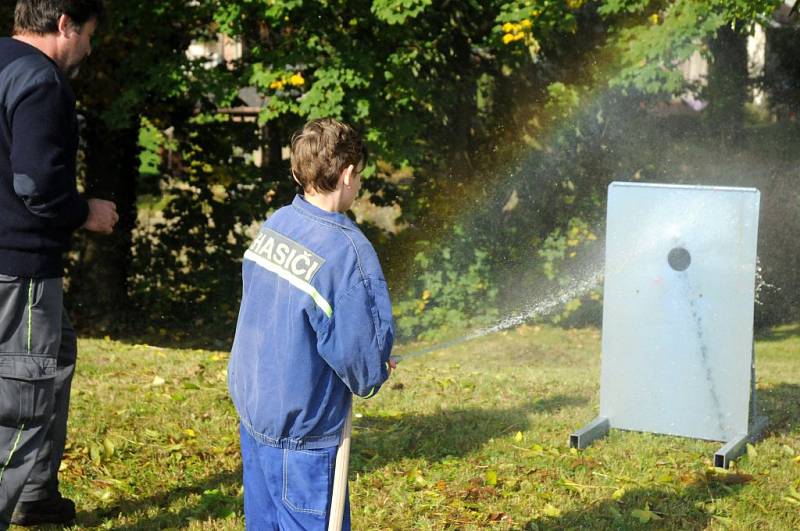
600, 182, 760, 442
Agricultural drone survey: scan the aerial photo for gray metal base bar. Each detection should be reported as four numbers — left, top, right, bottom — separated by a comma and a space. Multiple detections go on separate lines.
713, 415, 769, 469
570, 416, 610, 449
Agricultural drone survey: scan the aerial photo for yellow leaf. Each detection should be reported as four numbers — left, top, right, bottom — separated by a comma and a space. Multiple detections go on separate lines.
514, 431, 524, 443
542, 504, 561, 517
103, 438, 115, 459
486, 469, 498, 486
746, 443, 757, 458
90, 444, 102, 465
793, 455, 800, 463
631, 507, 661, 523
612, 487, 626, 500
183, 428, 197, 438
562, 480, 586, 492
151, 375, 166, 387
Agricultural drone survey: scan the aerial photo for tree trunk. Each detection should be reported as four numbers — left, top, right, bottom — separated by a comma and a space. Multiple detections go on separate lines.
68, 117, 139, 332
707, 24, 749, 146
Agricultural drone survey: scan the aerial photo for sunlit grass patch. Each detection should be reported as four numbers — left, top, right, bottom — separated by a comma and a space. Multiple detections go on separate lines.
15, 324, 800, 529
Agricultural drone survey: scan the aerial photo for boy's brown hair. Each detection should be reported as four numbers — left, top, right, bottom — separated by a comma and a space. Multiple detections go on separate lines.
290, 118, 367, 193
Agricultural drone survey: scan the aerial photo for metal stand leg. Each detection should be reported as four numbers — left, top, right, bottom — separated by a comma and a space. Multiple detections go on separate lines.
713, 415, 768, 469
570, 416, 610, 449
714, 341, 769, 469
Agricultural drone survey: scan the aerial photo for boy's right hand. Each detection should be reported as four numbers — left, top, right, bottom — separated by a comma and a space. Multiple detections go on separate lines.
388, 356, 399, 376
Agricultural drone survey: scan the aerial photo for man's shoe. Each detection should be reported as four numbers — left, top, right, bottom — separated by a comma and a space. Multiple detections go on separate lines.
10, 494, 76, 526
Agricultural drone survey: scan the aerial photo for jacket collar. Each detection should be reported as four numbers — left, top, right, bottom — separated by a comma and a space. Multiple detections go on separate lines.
291, 195, 357, 230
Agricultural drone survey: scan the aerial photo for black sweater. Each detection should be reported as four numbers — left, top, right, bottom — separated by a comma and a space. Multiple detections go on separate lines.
0, 38, 89, 278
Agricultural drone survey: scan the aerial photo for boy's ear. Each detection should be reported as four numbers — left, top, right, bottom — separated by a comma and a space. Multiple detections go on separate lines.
291, 171, 305, 190
341, 164, 354, 188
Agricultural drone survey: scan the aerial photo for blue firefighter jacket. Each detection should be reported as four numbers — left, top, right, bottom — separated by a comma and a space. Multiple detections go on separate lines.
228, 195, 394, 449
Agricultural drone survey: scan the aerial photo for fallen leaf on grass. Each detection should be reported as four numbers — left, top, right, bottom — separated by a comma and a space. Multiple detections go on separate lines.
746, 443, 757, 458
462, 484, 497, 501
486, 469, 498, 486
612, 487, 626, 500
793, 455, 800, 464
103, 438, 115, 459
488, 512, 507, 522
406, 469, 427, 486
150, 375, 166, 387
561, 479, 588, 493
542, 504, 561, 517
785, 486, 800, 505
514, 431, 524, 443
570, 457, 600, 470
631, 504, 661, 523
90, 443, 102, 466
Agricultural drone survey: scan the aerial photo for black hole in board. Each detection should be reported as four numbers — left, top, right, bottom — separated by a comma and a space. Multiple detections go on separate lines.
668, 247, 691, 271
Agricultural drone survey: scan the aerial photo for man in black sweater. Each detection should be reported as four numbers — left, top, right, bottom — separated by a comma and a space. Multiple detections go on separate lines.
0, 1, 117, 527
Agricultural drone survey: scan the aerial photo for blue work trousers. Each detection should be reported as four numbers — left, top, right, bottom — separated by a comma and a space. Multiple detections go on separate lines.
240, 424, 351, 531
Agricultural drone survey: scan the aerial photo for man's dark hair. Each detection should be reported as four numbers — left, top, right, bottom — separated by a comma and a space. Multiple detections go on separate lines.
14, 0, 105, 35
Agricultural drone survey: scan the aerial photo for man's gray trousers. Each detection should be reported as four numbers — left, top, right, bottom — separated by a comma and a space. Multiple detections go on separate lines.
0, 275, 76, 528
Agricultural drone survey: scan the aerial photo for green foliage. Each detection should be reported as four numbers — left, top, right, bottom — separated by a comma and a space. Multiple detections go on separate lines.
130, 116, 269, 333
60, 0, 799, 336
545, 82, 582, 119
371, 0, 432, 25
538, 217, 602, 323
393, 237, 499, 341
601, 0, 783, 94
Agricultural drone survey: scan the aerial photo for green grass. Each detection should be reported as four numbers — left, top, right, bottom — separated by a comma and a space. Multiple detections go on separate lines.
18, 324, 800, 530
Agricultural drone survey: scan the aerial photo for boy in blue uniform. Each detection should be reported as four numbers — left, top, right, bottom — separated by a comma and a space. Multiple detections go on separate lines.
228, 118, 396, 530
